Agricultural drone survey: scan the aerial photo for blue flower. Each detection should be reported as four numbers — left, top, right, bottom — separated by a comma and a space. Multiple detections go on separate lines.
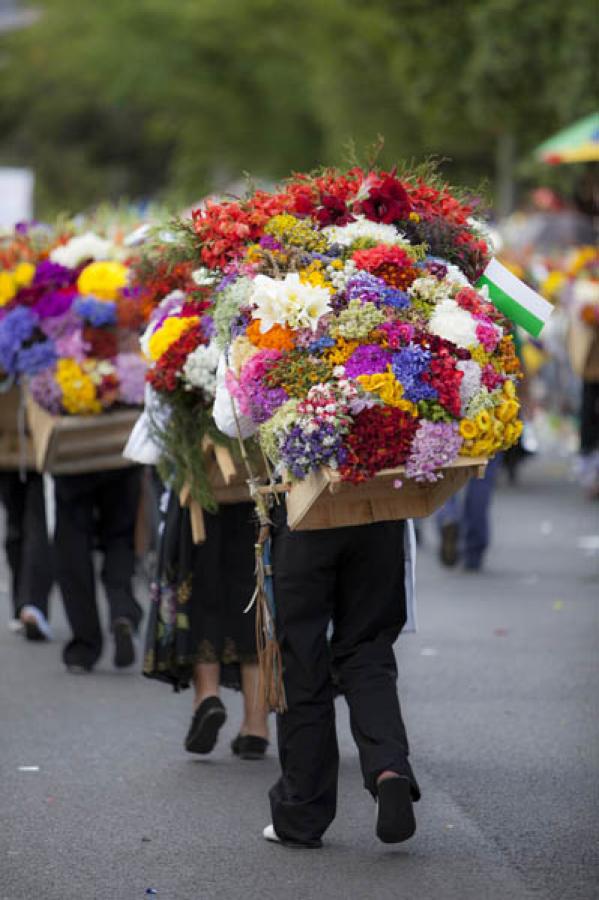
391, 345, 437, 402
16, 340, 57, 375
0, 307, 39, 374
73, 296, 117, 327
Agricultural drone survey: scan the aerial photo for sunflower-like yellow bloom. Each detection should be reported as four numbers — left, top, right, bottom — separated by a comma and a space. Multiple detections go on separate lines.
459, 419, 478, 441
77, 261, 129, 301
475, 410, 492, 433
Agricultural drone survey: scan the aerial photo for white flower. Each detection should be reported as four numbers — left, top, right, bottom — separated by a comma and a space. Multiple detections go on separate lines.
192, 267, 218, 286
326, 259, 357, 291
323, 215, 407, 248
250, 272, 332, 332
409, 276, 453, 304
50, 232, 115, 268
429, 299, 479, 348
444, 263, 471, 288
182, 340, 220, 397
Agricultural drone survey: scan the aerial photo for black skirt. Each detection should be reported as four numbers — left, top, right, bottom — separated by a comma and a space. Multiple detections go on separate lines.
143, 492, 258, 692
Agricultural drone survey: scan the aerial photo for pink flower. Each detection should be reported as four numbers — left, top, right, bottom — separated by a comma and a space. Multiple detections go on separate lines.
476, 321, 500, 353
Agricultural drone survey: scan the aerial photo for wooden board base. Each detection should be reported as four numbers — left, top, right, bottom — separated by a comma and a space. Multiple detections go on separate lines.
285, 457, 487, 530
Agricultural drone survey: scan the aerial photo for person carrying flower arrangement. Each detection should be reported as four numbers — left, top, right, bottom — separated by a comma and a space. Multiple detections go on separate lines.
0, 227, 151, 671
194, 163, 529, 847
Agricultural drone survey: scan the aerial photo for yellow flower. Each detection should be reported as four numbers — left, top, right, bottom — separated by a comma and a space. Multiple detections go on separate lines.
459, 419, 478, 440
502, 379, 516, 400
496, 399, 519, 424
471, 438, 494, 456
0, 272, 16, 306
147, 316, 199, 362
409, 212, 420, 223
77, 261, 129, 301
13, 262, 35, 288
325, 337, 359, 366
492, 419, 505, 441
540, 270, 565, 301
55, 359, 101, 415
475, 410, 492, 433
356, 371, 416, 414
469, 345, 491, 367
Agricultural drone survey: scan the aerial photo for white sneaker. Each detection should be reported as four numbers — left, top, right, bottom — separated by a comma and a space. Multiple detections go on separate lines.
263, 824, 281, 844
7, 618, 24, 634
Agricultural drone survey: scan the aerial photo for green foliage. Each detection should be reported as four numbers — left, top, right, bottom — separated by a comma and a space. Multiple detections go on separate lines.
0, 0, 596, 214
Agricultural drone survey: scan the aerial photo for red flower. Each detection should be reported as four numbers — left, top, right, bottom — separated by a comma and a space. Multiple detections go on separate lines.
314, 193, 355, 228
357, 175, 412, 224
340, 406, 418, 483
83, 327, 118, 359
147, 322, 207, 394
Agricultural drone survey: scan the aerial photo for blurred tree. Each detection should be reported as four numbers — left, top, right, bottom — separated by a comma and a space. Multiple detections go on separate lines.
0, 0, 596, 215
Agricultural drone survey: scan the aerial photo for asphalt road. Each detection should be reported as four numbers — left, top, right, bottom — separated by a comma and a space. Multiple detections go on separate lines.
1, 456, 598, 900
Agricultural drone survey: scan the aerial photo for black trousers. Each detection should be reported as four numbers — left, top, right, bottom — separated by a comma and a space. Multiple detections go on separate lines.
0, 471, 53, 617
580, 380, 599, 454
269, 512, 419, 844
54, 467, 143, 667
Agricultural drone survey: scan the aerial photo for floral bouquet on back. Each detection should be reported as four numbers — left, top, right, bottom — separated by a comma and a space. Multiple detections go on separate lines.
0, 226, 148, 415
180, 164, 523, 489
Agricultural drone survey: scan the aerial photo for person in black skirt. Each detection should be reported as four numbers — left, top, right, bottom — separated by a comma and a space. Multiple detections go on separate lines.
144, 491, 269, 760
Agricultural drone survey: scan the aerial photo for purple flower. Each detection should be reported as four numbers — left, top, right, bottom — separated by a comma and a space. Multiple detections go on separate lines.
391, 345, 437, 402
33, 259, 75, 288
279, 420, 348, 478
404, 421, 463, 482
73, 297, 117, 327
201, 314, 215, 340
29, 368, 63, 415
15, 340, 57, 375
344, 273, 410, 310
344, 344, 391, 378
40, 308, 82, 342
259, 234, 283, 251
248, 385, 288, 423
115, 353, 147, 406
55, 329, 89, 362
33, 290, 76, 319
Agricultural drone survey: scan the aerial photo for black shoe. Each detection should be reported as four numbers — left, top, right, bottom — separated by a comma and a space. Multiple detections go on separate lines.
439, 522, 459, 567
63, 638, 99, 673
231, 734, 268, 760
185, 697, 226, 754
376, 776, 416, 844
113, 618, 135, 668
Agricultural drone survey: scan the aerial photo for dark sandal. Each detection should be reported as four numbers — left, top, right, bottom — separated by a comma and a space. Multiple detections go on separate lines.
376, 776, 416, 844
185, 697, 226, 754
231, 734, 268, 760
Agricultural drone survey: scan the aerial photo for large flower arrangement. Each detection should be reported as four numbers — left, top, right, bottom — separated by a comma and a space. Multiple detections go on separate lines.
186, 166, 523, 484
0, 226, 148, 415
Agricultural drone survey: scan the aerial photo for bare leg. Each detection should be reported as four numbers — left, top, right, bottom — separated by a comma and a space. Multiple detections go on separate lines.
193, 662, 220, 710
240, 663, 269, 739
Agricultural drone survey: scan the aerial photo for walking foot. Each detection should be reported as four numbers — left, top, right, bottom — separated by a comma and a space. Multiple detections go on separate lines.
262, 824, 322, 849
20, 606, 52, 642
184, 697, 226, 754
376, 775, 416, 844
113, 618, 135, 668
231, 734, 268, 760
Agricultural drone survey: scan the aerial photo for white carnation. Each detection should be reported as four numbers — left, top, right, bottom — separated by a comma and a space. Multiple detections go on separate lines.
409, 276, 453, 304
182, 341, 220, 397
323, 215, 407, 248
50, 232, 115, 268
429, 299, 479, 348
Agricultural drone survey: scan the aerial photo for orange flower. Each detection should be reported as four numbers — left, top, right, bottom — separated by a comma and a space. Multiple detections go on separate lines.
246, 318, 295, 351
